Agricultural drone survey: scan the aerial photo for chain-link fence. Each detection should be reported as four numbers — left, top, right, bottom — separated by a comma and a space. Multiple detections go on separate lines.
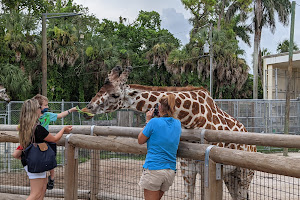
216, 99, 300, 134
0, 101, 146, 127
0, 99, 300, 199
1, 99, 300, 133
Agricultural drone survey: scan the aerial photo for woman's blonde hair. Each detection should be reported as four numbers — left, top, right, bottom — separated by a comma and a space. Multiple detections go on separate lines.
19, 99, 40, 148
159, 94, 176, 118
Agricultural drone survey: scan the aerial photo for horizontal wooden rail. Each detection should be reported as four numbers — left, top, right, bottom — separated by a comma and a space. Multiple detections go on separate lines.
1, 125, 300, 199
1, 124, 300, 148
210, 146, 300, 178
65, 134, 300, 179
67, 134, 207, 161
0, 185, 89, 199
203, 129, 300, 148
0, 131, 67, 146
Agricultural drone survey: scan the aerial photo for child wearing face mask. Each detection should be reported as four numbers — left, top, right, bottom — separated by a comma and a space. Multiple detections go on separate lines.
13, 94, 77, 190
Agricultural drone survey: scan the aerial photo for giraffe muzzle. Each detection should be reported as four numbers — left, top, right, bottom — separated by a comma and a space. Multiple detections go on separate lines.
78, 107, 95, 120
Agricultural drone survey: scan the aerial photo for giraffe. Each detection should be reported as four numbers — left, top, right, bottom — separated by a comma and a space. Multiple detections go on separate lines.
0, 85, 10, 102
83, 66, 256, 200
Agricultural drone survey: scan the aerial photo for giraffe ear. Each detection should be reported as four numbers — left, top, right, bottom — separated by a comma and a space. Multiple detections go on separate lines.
119, 66, 132, 84
108, 66, 122, 82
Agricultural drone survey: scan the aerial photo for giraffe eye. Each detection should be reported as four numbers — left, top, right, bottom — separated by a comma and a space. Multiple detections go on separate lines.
111, 94, 120, 98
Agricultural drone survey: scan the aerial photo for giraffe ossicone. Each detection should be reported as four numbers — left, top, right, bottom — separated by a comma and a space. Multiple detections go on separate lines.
84, 66, 256, 200
0, 85, 10, 102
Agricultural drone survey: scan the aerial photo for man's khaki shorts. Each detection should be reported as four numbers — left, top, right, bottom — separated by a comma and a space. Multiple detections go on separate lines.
139, 168, 176, 192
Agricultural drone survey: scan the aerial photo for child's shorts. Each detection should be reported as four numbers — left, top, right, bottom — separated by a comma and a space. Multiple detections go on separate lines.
139, 168, 176, 192
24, 165, 47, 179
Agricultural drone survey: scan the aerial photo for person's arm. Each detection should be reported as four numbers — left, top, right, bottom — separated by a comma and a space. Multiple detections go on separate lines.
12, 149, 22, 160
138, 109, 153, 144
57, 107, 77, 119
138, 131, 148, 144
43, 125, 72, 143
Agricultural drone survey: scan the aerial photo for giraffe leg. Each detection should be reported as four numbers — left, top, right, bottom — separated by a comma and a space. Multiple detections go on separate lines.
180, 158, 197, 200
223, 166, 254, 200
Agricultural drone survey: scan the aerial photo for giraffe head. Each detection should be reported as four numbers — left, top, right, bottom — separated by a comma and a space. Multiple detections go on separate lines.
83, 66, 132, 117
0, 85, 10, 102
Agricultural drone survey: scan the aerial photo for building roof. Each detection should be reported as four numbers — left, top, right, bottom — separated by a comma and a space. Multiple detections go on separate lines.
263, 51, 300, 68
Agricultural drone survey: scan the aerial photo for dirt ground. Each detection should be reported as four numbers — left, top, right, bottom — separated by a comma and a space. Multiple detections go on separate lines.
0, 193, 62, 200
1, 152, 300, 199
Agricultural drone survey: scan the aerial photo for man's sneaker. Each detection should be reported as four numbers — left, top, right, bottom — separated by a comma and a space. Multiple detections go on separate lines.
47, 176, 54, 190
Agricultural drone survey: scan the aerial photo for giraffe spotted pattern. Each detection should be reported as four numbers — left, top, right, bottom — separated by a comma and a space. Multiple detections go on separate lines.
84, 66, 256, 200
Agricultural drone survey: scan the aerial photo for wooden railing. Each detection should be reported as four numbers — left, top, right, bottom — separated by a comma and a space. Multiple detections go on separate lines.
0, 125, 300, 199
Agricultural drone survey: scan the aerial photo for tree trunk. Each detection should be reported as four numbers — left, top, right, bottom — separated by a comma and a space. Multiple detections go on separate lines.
253, 0, 262, 99
258, 46, 263, 84
217, 0, 225, 30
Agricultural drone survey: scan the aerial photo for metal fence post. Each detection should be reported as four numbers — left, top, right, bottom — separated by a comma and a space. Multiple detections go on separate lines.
61, 99, 64, 125
6, 102, 12, 172
71, 102, 74, 125
296, 101, 300, 134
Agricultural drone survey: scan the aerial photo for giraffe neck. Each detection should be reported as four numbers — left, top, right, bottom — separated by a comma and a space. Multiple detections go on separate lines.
124, 88, 162, 112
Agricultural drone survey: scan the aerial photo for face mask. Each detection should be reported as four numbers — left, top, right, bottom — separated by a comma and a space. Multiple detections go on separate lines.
41, 108, 49, 114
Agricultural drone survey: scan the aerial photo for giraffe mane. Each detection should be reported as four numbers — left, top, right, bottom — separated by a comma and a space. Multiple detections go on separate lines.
129, 84, 209, 93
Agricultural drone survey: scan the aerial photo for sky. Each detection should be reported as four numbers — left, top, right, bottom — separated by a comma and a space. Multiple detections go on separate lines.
74, 0, 300, 74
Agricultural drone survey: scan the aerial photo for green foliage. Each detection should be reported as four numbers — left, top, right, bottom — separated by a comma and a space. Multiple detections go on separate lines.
276, 39, 299, 53
256, 146, 299, 153
0, 63, 32, 99
0, 0, 262, 101
177, 0, 261, 99
136, 10, 161, 31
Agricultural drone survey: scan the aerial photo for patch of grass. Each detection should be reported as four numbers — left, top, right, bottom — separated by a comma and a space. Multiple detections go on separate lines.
256, 146, 299, 153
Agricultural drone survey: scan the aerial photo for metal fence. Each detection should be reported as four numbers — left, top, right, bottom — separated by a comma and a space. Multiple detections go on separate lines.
0, 99, 300, 199
1, 99, 300, 133
0, 101, 146, 127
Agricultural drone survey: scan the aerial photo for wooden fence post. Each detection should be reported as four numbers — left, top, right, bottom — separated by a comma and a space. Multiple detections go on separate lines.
204, 159, 223, 200
65, 134, 78, 200
204, 145, 222, 200
90, 126, 100, 200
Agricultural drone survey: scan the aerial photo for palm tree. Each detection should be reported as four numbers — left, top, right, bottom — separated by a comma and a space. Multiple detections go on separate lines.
276, 39, 299, 53
146, 43, 175, 68
2, 10, 38, 67
85, 35, 119, 92
252, 0, 291, 99
167, 47, 194, 76
0, 63, 31, 99
47, 24, 79, 68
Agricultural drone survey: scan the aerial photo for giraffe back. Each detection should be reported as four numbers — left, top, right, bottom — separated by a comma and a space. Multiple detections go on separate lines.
129, 84, 256, 153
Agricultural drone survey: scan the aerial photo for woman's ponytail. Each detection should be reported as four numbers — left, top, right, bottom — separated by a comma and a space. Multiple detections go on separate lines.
160, 94, 176, 117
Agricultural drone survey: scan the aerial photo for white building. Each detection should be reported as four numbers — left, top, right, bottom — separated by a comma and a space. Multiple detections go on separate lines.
263, 51, 300, 99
